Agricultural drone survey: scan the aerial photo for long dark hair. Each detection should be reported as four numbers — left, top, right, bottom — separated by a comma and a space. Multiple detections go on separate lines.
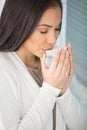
0, 0, 62, 51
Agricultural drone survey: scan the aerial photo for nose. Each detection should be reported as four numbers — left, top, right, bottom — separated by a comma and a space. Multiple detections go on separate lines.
47, 32, 57, 45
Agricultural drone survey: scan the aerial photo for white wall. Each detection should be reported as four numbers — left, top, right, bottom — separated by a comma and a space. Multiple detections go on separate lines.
0, 0, 5, 16
56, 0, 67, 48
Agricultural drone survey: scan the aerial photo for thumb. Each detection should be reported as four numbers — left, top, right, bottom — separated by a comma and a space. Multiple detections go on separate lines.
40, 53, 48, 73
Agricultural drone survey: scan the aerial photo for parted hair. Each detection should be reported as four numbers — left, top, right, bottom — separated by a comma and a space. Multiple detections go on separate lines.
0, 0, 62, 51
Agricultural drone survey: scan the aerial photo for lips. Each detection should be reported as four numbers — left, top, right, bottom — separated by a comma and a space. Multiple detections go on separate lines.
43, 48, 53, 51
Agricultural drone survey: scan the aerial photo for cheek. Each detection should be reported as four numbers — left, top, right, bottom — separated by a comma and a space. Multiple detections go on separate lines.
30, 36, 46, 47
25, 31, 47, 49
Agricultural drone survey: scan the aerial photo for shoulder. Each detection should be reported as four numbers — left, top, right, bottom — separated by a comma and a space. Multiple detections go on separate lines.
0, 52, 21, 101
0, 52, 20, 71
0, 52, 18, 81
0, 52, 14, 68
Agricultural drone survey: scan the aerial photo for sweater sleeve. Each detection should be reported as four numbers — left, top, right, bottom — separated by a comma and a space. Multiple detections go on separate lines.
19, 82, 61, 130
0, 70, 61, 130
57, 88, 87, 130
0, 113, 4, 130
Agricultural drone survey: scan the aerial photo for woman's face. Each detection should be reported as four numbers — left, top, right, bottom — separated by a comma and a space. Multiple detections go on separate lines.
19, 7, 61, 58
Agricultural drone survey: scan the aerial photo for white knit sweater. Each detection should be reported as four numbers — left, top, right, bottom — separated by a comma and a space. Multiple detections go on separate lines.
0, 52, 87, 130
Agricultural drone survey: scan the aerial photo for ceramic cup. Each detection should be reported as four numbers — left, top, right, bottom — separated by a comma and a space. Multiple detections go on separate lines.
46, 49, 57, 67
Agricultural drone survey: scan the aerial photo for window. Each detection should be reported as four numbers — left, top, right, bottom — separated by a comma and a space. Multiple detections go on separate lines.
66, 0, 87, 87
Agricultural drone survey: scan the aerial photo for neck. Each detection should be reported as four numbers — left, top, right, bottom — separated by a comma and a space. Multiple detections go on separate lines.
15, 48, 40, 69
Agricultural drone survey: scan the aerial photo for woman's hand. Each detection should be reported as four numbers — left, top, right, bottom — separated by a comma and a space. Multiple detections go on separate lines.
59, 43, 74, 95
41, 43, 74, 95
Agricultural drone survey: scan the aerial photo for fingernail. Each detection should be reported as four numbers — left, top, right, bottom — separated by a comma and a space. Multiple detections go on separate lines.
67, 51, 69, 55
59, 48, 62, 51
68, 42, 71, 47
65, 47, 67, 50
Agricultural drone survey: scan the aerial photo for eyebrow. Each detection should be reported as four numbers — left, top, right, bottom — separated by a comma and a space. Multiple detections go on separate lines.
38, 23, 61, 28
38, 24, 52, 28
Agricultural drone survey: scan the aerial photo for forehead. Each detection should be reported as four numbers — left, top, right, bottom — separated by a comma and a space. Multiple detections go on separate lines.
38, 7, 62, 26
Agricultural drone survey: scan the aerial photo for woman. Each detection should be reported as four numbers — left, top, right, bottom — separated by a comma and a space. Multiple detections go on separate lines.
0, 0, 87, 130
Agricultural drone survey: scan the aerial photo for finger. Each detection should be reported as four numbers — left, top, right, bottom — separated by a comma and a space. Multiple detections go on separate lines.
50, 48, 61, 70
67, 43, 74, 76
40, 53, 48, 73
67, 42, 73, 59
61, 51, 70, 77
65, 53, 71, 77
56, 47, 67, 74
60, 51, 70, 92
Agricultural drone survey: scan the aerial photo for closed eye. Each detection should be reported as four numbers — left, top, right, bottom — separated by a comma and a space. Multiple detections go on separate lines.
40, 30, 48, 34
55, 28, 61, 32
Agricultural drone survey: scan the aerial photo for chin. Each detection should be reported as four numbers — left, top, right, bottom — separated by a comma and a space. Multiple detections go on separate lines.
37, 51, 44, 58
35, 54, 42, 58
39, 55, 43, 58
37, 54, 43, 58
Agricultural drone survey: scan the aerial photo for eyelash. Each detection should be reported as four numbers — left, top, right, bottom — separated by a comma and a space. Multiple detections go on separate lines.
55, 28, 61, 32
40, 28, 61, 34
40, 31, 48, 34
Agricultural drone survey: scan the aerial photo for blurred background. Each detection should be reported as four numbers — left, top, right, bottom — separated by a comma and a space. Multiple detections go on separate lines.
66, 0, 87, 101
